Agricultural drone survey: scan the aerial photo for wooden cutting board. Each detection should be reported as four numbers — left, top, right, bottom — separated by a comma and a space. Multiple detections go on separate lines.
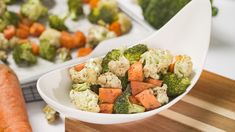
65, 71, 235, 132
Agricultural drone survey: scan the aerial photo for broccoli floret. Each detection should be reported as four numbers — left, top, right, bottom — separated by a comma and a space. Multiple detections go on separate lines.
0, 19, 7, 32
101, 49, 121, 73
39, 39, 57, 61
13, 43, 37, 66
118, 73, 128, 91
114, 87, 145, 114
124, 44, 148, 64
138, 0, 151, 11
88, 0, 118, 24
163, 73, 191, 97
68, 0, 83, 21
56, 48, 72, 63
0, 50, 8, 64
2, 11, 20, 26
49, 15, 68, 31
20, 0, 48, 21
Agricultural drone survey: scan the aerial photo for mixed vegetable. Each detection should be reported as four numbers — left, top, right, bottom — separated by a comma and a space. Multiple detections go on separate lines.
68, 44, 193, 114
0, 0, 132, 66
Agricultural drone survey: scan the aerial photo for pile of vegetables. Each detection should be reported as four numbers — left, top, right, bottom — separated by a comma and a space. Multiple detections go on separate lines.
0, 0, 132, 66
69, 44, 193, 114
138, 0, 219, 29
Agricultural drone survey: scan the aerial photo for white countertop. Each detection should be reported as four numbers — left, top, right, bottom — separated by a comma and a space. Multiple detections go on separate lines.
26, 0, 235, 132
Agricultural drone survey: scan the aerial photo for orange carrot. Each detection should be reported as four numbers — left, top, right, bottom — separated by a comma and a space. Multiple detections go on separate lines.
129, 96, 140, 105
128, 61, 144, 82
130, 81, 155, 95
18, 39, 30, 45
3, 25, 16, 40
16, 23, 30, 39
20, 18, 33, 27
99, 88, 122, 103
77, 47, 93, 57
73, 31, 86, 48
89, 0, 99, 9
99, 103, 113, 114
60, 31, 75, 49
109, 21, 122, 36
31, 42, 39, 55
135, 89, 161, 110
0, 64, 32, 132
145, 78, 163, 87
74, 63, 86, 72
29, 23, 45, 37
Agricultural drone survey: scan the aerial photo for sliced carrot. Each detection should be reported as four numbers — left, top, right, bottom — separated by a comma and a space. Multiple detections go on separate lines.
145, 78, 163, 87
18, 39, 30, 45
130, 81, 155, 95
99, 103, 113, 114
89, 0, 99, 9
77, 47, 93, 57
135, 89, 161, 110
20, 18, 33, 27
128, 61, 144, 82
74, 63, 86, 72
31, 42, 39, 55
73, 31, 86, 48
3, 25, 16, 40
99, 88, 122, 103
169, 63, 174, 73
29, 23, 45, 37
109, 21, 122, 36
60, 31, 75, 49
129, 96, 141, 105
16, 23, 30, 39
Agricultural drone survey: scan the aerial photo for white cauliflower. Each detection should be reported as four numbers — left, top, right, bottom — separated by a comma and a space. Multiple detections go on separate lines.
40, 28, 61, 48
97, 72, 122, 88
108, 56, 130, 77
174, 55, 193, 78
69, 58, 103, 84
117, 13, 132, 34
88, 26, 116, 47
70, 89, 100, 112
0, 33, 9, 50
140, 49, 173, 79
152, 84, 169, 105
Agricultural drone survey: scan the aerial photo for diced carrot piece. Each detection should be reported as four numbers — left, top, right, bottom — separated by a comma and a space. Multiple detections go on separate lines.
130, 81, 155, 95
83, 0, 90, 3
109, 21, 122, 36
29, 23, 45, 37
99, 88, 122, 103
18, 39, 30, 45
16, 28, 29, 39
129, 96, 140, 105
20, 18, 33, 27
31, 42, 39, 55
73, 31, 86, 48
135, 89, 161, 110
89, 0, 99, 9
74, 63, 85, 72
60, 31, 75, 49
77, 47, 93, 57
99, 103, 113, 114
3, 25, 16, 40
169, 63, 174, 73
128, 61, 144, 82
145, 78, 163, 87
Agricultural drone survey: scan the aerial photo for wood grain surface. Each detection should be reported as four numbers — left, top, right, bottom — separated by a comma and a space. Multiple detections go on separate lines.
65, 71, 235, 132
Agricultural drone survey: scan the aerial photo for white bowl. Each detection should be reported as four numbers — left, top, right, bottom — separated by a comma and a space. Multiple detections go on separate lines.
37, 0, 211, 124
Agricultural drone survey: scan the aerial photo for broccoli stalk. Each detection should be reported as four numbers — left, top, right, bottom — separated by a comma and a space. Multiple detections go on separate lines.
101, 49, 122, 73
67, 0, 83, 21
20, 0, 48, 21
39, 39, 57, 61
163, 73, 191, 97
49, 15, 68, 31
124, 44, 148, 64
114, 87, 145, 114
13, 43, 37, 66
0, 11, 20, 32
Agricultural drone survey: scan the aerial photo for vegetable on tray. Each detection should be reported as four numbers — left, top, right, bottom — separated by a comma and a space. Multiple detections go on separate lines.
49, 15, 68, 31
68, 0, 83, 21
42, 105, 60, 123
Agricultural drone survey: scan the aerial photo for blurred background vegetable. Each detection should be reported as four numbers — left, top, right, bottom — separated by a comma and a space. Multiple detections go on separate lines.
4, 0, 17, 5
101, 49, 121, 73
67, 0, 83, 21
39, 39, 57, 61
56, 47, 72, 63
0, 0, 6, 16
49, 15, 68, 31
39, 28, 61, 48
0, 50, 8, 64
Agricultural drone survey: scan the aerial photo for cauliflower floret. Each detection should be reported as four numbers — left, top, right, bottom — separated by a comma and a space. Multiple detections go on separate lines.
108, 56, 130, 77
174, 55, 193, 78
140, 49, 173, 79
117, 13, 132, 34
40, 28, 61, 48
72, 83, 91, 91
0, 33, 9, 50
152, 84, 169, 104
70, 89, 100, 112
97, 72, 122, 88
85, 58, 103, 74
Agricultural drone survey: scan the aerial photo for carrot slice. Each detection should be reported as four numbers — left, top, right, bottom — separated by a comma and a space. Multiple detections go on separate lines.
129, 96, 141, 105
16, 23, 30, 39
74, 31, 86, 48
128, 61, 144, 82
135, 89, 161, 110
74, 63, 85, 72
99, 88, 122, 103
31, 42, 39, 55
60, 31, 75, 49
3, 25, 16, 40
29, 23, 45, 37
145, 78, 163, 87
130, 81, 155, 95
109, 21, 122, 36
77, 47, 93, 57
99, 103, 113, 114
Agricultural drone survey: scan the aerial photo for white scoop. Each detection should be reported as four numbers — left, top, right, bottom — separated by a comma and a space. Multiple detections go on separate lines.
37, 0, 212, 124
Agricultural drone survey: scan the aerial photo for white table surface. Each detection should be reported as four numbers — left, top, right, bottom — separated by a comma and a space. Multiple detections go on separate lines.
26, 0, 235, 132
